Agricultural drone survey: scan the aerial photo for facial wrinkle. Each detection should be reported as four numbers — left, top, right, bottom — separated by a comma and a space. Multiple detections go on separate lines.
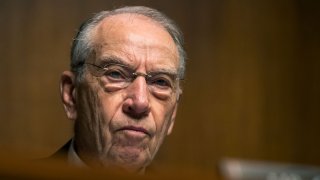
90, 77, 120, 164
76, 77, 107, 160
87, 84, 103, 153
125, 42, 142, 69
126, 43, 177, 74
95, 77, 132, 166
151, 100, 176, 161
74, 84, 95, 156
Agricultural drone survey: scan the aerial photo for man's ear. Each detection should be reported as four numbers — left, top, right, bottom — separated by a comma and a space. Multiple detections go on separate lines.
60, 71, 77, 120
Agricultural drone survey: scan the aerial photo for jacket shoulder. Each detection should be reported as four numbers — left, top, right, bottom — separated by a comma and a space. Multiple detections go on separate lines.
46, 140, 72, 161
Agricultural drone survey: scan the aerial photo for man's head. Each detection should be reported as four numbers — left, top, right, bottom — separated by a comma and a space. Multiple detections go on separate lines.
60, 6, 185, 172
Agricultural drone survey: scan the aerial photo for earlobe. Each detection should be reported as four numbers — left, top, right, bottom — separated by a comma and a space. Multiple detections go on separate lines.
60, 71, 77, 120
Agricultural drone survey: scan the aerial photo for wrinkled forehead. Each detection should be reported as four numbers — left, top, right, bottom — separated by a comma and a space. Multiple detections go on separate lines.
90, 13, 179, 67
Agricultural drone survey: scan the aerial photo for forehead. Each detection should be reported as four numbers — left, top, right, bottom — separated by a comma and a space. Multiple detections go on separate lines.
90, 13, 179, 69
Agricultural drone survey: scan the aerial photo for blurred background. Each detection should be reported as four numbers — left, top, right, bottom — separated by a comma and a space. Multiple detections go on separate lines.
0, 0, 319, 174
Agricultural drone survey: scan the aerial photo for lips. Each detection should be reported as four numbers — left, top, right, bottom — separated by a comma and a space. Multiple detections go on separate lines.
117, 126, 151, 137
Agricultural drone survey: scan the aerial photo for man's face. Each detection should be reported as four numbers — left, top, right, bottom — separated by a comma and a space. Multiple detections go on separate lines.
72, 14, 180, 171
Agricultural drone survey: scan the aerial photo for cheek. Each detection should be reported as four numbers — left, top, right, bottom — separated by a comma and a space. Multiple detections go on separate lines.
147, 99, 176, 156
76, 82, 103, 122
75, 82, 110, 153
99, 92, 125, 126
152, 99, 176, 135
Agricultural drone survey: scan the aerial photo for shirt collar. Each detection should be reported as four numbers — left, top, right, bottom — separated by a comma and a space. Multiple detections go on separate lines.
68, 139, 87, 167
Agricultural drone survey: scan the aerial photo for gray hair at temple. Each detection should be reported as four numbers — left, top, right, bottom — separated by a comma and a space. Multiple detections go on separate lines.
70, 6, 186, 82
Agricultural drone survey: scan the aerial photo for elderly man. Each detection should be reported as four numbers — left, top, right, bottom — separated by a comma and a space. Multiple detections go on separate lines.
55, 6, 185, 173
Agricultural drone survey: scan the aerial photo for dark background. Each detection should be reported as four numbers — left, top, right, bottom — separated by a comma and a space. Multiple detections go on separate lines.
0, 0, 319, 172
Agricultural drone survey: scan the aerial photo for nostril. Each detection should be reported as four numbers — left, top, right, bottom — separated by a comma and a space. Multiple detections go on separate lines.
122, 99, 150, 119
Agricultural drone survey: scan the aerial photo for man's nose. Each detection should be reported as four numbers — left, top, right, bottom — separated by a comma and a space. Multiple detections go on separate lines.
122, 77, 150, 119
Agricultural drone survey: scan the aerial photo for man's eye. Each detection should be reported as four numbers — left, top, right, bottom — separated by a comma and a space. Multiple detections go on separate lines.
151, 77, 172, 88
105, 70, 125, 80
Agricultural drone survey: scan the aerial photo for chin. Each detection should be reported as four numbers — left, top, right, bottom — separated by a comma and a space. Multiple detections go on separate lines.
106, 146, 152, 172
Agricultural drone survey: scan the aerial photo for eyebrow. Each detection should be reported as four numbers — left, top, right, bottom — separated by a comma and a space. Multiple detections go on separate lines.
97, 55, 178, 76
150, 68, 178, 77
97, 55, 133, 68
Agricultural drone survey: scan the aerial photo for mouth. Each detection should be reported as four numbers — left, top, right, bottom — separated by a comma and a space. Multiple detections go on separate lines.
117, 126, 151, 137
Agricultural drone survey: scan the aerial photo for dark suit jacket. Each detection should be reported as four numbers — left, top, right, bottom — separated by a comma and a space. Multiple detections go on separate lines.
49, 140, 72, 162
47, 140, 156, 173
